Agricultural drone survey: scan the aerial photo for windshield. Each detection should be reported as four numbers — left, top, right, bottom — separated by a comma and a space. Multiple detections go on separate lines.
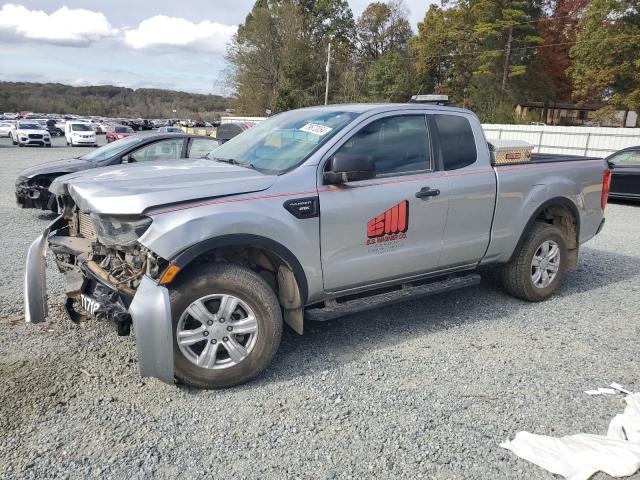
71, 123, 93, 131
115, 126, 133, 133
210, 109, 359, 174
80, 135, 145, 162
18, 123, 39, 130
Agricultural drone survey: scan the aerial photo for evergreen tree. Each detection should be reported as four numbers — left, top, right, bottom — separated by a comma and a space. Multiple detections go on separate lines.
569, 0, 640, 119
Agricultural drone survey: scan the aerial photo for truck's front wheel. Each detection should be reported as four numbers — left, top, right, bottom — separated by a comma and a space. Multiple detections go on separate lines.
170, 263, 282, 388
502, 222, 568, 302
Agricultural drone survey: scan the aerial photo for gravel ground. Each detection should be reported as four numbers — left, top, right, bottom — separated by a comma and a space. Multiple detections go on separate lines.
1, 135, 639, 479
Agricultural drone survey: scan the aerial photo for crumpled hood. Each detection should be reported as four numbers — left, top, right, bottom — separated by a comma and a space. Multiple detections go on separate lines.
19, 157, 94, 179
49, 159, 277, 215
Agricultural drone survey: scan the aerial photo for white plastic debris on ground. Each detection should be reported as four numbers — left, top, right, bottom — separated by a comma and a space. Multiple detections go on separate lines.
501, 385, 640, 480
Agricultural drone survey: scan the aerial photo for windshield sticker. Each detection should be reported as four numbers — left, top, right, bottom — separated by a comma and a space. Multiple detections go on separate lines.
299, 123, 333, 136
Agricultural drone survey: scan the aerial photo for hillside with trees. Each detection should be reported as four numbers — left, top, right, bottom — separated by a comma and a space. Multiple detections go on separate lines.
0, 82, 230, 118
227, 0, 640, 123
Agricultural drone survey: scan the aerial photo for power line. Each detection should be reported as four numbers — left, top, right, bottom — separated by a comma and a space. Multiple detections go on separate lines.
391, 33, 640, 63
425, 13, 584, 34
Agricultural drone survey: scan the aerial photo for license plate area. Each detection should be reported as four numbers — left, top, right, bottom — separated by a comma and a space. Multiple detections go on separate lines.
80, 294, 101, 316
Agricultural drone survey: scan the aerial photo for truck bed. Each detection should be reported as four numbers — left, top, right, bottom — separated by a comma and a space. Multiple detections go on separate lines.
528, 153, 601, 164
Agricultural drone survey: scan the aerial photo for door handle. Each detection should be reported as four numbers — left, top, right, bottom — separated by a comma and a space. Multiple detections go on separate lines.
415, 187, 440, 199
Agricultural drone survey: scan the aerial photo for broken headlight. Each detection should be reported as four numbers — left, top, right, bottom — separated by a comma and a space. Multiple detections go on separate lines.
91, 214, 152, 247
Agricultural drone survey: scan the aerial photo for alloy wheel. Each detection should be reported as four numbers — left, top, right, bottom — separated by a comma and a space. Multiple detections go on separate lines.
176, 294, 259, 370
531, 240, 560, 288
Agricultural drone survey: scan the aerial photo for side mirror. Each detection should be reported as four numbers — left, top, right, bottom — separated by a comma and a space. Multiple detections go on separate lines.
324, 153, 375, 184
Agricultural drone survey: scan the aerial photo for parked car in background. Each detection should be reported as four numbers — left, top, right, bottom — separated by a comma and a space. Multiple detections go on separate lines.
140, 120, 155, 130
15, 133, 221, 211
128, 120, 143, 131
106, 125, 135, 143
46, 125, 64, 137
606, 146, 640, 201
0, 121, 14, 137
65, 122, 97, 147
91, 122, 108, 134
10, 121, 51, 147
99, 123, 111, 134
158, 126, 184, 133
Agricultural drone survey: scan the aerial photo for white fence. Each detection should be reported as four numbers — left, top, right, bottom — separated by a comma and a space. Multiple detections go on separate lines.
220, 116, 266, 125
482, 124, 640, 157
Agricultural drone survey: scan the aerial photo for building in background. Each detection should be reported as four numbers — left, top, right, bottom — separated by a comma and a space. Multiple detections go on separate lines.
516, 102, 638, 128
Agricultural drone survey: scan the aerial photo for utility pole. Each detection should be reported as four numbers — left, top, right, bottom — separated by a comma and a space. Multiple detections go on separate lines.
324, 42, 332, 106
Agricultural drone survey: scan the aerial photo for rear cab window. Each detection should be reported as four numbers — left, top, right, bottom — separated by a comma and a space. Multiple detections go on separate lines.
431, 114, 477, 170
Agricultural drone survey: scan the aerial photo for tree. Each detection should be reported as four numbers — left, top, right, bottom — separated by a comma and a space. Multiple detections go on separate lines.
470, 0, 544, 94
412, 3, 476, 105
0, 82, 229, 118
226, 1, 307, 115
535, 0, 590, 101
569, 0, 640, 117
355, 0, 413, 101
356, 1, 413, 61
227, 0, 357, 113
366, 51, 413, 101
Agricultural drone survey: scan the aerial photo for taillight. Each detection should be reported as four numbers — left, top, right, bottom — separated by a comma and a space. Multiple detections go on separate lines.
601, 169, 612, 210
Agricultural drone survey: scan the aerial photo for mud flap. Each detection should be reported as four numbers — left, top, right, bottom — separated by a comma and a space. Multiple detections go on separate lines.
129, 275, 174, 384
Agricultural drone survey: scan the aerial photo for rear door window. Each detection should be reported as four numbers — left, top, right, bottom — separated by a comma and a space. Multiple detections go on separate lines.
432, 115, 477, 170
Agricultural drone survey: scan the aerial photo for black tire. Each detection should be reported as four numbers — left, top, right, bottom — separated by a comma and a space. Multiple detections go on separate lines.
12, 137, 17, 145
170, 262, 282, 388
501, 222, 568, 302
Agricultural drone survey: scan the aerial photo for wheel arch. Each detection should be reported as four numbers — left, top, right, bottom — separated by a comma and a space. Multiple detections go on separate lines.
171, 234, 308, 302
166, 234, 308, 335
509, 196, 580, 266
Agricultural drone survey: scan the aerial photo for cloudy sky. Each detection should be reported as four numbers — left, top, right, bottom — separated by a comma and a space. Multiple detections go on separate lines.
0, 1, 435, 95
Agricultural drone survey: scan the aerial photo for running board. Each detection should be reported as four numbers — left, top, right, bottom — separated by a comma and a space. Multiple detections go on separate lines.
305, 273, 481, 322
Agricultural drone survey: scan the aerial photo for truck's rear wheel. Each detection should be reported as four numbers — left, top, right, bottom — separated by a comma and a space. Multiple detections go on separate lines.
170, 262, 282, 388
502, 222, 568, 301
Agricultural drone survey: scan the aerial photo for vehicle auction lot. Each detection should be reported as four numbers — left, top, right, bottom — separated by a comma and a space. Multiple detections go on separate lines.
0, 136, 639, 479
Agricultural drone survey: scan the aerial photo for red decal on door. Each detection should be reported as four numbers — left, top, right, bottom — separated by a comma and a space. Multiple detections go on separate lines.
367, 200, 409, 239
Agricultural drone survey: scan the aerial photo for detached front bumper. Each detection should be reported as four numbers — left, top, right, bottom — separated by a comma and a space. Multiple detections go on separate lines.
24, 216, 65, 324
24, 221, 175, 384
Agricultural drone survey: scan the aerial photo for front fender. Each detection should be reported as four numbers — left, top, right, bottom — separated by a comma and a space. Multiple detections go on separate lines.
129, 275, 174, 384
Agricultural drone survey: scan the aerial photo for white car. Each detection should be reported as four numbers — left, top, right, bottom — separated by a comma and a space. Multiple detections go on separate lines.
65, 122, 97, 147
0, 122, 14, 137
10, 121, 51, 147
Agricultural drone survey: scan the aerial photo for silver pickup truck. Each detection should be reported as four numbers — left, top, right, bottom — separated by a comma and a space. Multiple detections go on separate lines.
25, 104, 611, 388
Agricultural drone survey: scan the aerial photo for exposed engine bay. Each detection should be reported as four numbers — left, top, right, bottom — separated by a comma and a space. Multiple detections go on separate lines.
50, 195, 164, 335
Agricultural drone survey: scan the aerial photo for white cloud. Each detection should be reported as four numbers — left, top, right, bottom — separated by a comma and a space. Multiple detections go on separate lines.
0, 4, 117, 46
124, 15, 237, 54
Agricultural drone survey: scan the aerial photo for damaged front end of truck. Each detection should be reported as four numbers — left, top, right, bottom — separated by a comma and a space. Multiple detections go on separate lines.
24, 191, 175, 384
